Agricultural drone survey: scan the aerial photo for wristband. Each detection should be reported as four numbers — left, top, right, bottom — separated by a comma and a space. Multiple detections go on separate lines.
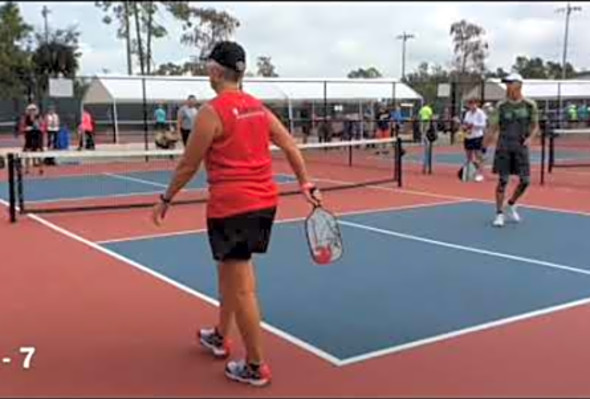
301, 182, 317, 194
160, 194, 171, 204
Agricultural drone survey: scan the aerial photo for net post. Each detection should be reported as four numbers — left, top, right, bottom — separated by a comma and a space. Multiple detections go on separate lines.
348, 142, 353, 167
15, 156, 25, 213
7, 153, 16, 223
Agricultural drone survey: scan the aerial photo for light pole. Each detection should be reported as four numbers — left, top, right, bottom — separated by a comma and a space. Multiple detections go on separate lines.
556, 2, 581, 126
41, 5, 50, 43
396, 31, 415, 81
557, 2, 581, 80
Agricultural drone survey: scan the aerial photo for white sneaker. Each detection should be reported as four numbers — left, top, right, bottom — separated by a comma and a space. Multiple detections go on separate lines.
493, 213, 505, 227
475, 174, 484, 182
506, 205, 521, 223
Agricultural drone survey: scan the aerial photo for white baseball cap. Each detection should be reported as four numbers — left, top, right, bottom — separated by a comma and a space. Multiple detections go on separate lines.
502, 73, 524, 84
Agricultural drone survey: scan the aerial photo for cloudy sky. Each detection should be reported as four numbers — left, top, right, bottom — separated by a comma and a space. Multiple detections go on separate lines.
16, 1, 589, 78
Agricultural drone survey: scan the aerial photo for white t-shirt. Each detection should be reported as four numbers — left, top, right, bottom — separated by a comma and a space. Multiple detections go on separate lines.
46, 113, 60, 131
463, 108, 487, 139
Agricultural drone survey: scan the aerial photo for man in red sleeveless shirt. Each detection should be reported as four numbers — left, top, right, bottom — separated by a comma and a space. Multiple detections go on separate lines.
152, 41, 320, 387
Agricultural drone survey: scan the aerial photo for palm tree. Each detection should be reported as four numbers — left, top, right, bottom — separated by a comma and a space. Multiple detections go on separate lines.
30, 27, 80, 109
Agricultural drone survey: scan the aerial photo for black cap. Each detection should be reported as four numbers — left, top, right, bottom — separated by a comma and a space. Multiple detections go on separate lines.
208, 41, 246, 73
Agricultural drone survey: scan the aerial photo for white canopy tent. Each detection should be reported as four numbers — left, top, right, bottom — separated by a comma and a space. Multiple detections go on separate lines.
464, 79, 590, 102
83, 75, 423, 142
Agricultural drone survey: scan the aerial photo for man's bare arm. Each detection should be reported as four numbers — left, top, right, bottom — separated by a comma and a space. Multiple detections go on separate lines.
163, 105, 218, 200
267, 108, 313, 187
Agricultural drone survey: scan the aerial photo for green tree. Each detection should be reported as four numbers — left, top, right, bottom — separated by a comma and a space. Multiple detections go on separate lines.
153, 62, 184, 76
485, 67, 509, 79
256, 56, 278, 77
0, 1, 33, 101
506, 55, 577, 79
31, 27, 81, 85
512, 56, 547, 78
347, 67, 382, 79
405, 62, 450, 107
450, 19, 488, 75
96, 1, 188, 74
96, 2, 239, 76
179, 7, 240, 74
95, 1, 133, 74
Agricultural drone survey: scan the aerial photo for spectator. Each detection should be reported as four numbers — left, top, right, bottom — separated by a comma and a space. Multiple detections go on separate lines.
154, 103, 167, 134
21, 103, 44, 174
318, 116, 332, 144
461, 98, 487, 182
577, 103, 589, 127
375, 104, 391, 154
418, 103, 433, 140
390, 105, 403, 137
567, 103, 577, 128
45, 105, 60, 149
300, 108, 311, 143
177, 95, 198, 147
418, 103, 434, 172
78, 108, 95, 150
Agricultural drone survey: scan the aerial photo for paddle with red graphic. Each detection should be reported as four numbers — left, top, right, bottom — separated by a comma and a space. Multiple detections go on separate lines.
302, 184, 343, 265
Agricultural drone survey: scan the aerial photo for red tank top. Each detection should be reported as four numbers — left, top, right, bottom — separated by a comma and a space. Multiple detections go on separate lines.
205, 90, 278, 218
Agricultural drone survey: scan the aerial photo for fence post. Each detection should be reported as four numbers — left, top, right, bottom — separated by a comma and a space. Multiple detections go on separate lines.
540, 118, 546, 185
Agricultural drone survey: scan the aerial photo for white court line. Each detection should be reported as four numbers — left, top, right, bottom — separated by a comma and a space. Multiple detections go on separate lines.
338, 295, 590, 366
393, 187, 590, 218
97, 198, 470, 244
307, 174, 590, 219
332, 219, 590, 366
102, 172, 168, 188
339, 220, 590, 277
9, 198, 590, 369
26, 212, 343, 366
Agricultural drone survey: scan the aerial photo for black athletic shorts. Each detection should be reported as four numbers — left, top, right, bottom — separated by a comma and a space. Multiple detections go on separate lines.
464, 136, 483, 151
493, 146, 530, 177
181, 129, 191, 146
24, 130, 43, 151
207, 207, 277, 262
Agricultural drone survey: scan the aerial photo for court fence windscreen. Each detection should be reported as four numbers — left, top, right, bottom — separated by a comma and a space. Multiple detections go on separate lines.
6, 138, 403, 222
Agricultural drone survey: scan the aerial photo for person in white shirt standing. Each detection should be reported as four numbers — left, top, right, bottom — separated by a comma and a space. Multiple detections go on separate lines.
45, 105, 60, 149
462, 98, 487, 182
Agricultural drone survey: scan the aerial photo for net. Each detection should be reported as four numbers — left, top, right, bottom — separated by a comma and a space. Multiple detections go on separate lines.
549, 128, 590, 169
5, 138, 402, 220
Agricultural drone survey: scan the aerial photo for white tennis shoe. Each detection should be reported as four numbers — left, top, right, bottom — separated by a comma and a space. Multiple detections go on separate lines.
493, 213, 504, 227
506, 204, 521, 223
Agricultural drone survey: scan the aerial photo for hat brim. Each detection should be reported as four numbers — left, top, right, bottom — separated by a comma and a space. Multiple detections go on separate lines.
502, 78, 522, 84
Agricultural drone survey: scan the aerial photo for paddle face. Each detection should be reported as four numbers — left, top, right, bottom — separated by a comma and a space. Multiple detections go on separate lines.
304, 206, 343, 265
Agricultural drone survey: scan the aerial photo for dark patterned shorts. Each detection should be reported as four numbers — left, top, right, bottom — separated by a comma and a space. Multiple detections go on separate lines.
207, 207, 277, 262
492, 146, 530, 177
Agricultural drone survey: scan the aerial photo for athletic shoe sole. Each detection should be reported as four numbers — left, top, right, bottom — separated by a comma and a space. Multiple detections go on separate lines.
225, 370, 271, 387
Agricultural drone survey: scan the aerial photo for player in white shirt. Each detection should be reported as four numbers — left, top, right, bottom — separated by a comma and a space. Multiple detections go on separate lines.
462, 98, 487, 182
